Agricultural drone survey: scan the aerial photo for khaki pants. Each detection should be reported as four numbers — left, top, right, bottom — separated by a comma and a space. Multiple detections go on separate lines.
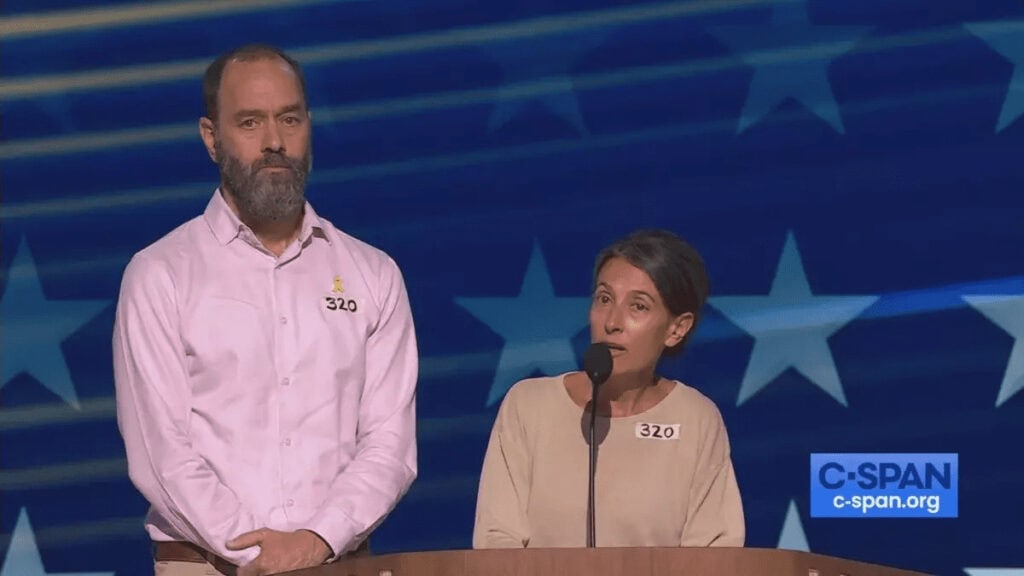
154, 560, 224, 576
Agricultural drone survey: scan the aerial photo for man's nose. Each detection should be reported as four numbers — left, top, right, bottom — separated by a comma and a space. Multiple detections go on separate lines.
262, 121, 284, 153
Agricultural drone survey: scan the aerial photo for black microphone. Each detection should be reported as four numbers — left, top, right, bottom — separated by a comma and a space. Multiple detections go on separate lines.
584, 342, 613, 388
582, 342, 613, 548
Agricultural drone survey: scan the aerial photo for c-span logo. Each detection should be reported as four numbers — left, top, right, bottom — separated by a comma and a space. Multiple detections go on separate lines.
810, 453, 958, 518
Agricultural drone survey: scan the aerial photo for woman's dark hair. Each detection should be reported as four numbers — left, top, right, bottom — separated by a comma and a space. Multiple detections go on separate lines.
593, 229, 710, 357
202, 44, 308, 122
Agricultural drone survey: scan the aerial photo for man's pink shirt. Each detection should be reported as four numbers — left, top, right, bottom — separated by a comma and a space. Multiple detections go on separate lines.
113, 191, 418, 565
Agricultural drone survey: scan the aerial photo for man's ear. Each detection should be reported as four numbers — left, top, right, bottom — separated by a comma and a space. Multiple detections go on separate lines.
665, 312, 694, 348
199, 117, 217, 163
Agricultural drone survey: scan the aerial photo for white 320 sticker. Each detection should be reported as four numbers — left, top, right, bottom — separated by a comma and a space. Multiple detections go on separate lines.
635, 423, 680, 440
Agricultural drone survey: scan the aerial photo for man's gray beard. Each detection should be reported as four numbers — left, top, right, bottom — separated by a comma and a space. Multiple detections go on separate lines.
216, 141, 311, 224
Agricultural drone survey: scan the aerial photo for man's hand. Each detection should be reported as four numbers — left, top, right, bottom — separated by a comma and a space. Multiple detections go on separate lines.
227, 528, 332, 576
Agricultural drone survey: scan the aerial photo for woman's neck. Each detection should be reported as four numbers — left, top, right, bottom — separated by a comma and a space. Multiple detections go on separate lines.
600, 371, 658, 417
567, 370, 667, 417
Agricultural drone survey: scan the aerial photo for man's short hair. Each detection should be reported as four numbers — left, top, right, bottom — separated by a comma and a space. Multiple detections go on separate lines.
202, 44, 308, 121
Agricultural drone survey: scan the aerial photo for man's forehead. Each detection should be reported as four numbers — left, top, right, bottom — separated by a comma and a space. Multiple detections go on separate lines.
222, 57, 298, 86
217, 57, 305, 111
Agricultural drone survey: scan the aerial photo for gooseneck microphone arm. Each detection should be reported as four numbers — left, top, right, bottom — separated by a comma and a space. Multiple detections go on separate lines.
588, 381, 599, 547
582, 343, 613, 548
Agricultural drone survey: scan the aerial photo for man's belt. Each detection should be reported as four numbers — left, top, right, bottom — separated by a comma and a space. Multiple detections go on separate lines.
153, 537, 370, 575
153, 541, 237, 576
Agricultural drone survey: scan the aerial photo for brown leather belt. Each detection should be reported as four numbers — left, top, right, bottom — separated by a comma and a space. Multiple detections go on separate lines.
154, 541, 237, 576
154, 538, 370, 575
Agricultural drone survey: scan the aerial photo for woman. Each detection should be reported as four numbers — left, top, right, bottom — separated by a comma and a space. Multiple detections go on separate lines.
473, 229, 744, 548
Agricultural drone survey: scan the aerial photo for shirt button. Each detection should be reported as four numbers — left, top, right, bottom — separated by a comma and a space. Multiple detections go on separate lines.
282, 438, 291, 447
281, 377, 290, 387
279, 316, 288, 325
287, 499, 295, 507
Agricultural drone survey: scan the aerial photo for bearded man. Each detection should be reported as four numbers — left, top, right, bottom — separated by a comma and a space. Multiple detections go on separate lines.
112, 44, 418, 576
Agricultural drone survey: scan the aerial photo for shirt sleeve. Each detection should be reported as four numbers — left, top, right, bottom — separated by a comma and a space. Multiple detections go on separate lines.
680, 405, 745, 547
113, 254, 261, 565
304, 256, 418, 559
472, 387, 530, 549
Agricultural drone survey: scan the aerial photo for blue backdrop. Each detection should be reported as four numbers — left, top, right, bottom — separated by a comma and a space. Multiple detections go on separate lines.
2, 1, 1024, 575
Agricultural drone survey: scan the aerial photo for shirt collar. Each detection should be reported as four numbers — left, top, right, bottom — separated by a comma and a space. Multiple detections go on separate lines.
203, 188, 331, 247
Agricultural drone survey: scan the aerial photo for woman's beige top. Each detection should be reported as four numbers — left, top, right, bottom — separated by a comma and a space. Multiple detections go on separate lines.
473, 373, 745, 549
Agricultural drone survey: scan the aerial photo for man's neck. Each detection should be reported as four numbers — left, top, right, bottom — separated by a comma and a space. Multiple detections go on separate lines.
250, 215, 303, 257
221, 187, 303, 257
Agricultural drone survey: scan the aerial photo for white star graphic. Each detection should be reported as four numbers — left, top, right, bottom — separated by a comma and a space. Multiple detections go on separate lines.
484, 31, 605, 135
709, 0, 869, 133
455, 241, 590, 406
777, 500, 810, 552
964, 570, 1024, 576
965, 20, 1024, 132
709, 231, 878, 406
0, 508, 114, 576
963, 294, 1024, 406
1, 237, 109, 408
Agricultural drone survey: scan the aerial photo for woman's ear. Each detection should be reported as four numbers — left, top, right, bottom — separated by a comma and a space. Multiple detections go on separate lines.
665, 312, 694, 348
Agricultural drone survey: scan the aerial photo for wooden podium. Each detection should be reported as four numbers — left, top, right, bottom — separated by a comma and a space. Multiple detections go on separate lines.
282, 548, 930, 576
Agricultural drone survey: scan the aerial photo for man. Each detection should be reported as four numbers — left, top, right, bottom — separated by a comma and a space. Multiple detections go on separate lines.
113, 44, 418, 576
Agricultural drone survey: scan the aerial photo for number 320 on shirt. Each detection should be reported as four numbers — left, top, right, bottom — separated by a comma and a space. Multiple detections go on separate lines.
324, 296, 358, 313
635, 422, 680, 440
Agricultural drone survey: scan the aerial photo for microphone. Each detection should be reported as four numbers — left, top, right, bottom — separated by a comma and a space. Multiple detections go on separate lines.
584, 343, 613, 388
582, 342, 613, 548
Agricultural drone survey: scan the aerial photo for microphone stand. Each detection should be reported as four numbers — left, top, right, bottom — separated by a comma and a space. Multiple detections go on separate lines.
588, 380, 598, 548
582, 342, 611, 549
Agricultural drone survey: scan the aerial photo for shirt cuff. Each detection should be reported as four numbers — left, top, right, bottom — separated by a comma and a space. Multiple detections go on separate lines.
304, 508, 359, 562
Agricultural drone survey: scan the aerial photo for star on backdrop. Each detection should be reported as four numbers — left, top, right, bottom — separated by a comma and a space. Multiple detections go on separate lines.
1, 238, 109, 409
455, 241, 591, 406
708, 0, 870, 133
963, 294, 1024, 406
0, 508, 114, 576
963, 569, 1024, 576
483, 31, 606, 134
965, 20, 1024, 132
708, 231, 878, 407
777, 500, 810, 552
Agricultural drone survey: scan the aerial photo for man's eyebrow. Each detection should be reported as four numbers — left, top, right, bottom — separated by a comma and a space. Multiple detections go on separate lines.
232, 109, 268, 121
232, 103, 305, 121
275, 103, 304, 116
